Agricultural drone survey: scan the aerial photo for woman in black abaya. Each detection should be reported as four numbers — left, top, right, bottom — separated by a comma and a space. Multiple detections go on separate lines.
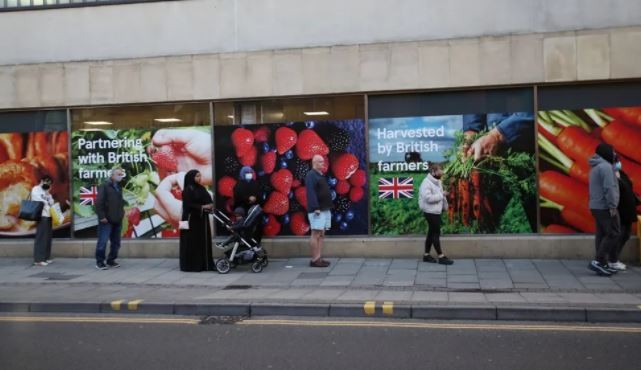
180, 170, 214, 272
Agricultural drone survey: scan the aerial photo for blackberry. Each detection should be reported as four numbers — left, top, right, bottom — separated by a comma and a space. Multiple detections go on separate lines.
223, 156, 241, 176
316, 124, 349, 152
292, 158, 310, 181
289, 198, 303, 212
334, 195, 352, 213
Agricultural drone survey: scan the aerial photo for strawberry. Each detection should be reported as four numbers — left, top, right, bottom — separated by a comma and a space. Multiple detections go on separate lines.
335, 180, 351, 195
275, 127, 297, 155
261, 150, 277, 174
162, 228, 180, 238
348, 169, 367, 187
171, 186, 182, 200
231, 128, 254, 157
217, 176, 237, 198
270, 169, 293, 194
295, 187, 307, 210
253, 126, 271, 142
263, 214, 281, 236
263, 191, 289, 216
128, 207, 141, 226
349, 186, 364, 202
151, 145, 178, 172
296, 129, 329, 160
332, 153, 359, 180
292, 179, 301, 189
290, 212, 310, 236
239, 145, 257, 166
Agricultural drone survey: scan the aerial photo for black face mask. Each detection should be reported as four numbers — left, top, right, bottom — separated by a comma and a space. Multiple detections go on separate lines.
42, 184, 51, 190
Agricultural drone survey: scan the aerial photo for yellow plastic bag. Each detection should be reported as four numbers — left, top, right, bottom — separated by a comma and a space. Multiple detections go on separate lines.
50, 203, 64, 227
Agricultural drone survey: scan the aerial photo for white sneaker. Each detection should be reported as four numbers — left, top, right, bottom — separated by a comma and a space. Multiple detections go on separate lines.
609, 261, 627, 271
45, 259, 54, 264
33, 261, 49, 266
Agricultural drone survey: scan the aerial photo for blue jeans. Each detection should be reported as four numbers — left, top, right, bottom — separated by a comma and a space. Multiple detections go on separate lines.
95, 222, 122, 264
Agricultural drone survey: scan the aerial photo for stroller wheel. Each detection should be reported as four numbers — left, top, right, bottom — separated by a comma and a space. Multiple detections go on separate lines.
251, 261, 263, 273
261, 256, 269, 267
216, 258, 231, 274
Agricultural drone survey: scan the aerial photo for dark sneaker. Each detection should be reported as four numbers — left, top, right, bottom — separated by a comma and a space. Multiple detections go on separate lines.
96, 262, 108, 270
423, 255, 437, 263
320, 259, 331, 266
588, 260, 612, 276
605, 265, 618, 274
438, 256, 454, 265
310, 259, 330, 268
107, 261, 120, 268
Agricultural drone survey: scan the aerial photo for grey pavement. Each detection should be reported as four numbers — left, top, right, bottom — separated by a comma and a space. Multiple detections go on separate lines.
2, 257, 641, 321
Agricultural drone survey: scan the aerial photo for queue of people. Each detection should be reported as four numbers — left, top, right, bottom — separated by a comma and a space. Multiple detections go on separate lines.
25, 142, 637, 275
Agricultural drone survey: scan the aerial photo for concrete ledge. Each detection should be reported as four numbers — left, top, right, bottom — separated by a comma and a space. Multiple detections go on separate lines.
29, 302, 101, 313
99, 302, 175, 315
412, 305, 497, 320
251, 303, 329, 317
174, 303, 250, 317
1, 236, 637, 260
497, 307, 586, 322
586, 309, 641, 323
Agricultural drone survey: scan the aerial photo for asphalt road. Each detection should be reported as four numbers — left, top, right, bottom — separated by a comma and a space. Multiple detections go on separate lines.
1, 315, 641, 370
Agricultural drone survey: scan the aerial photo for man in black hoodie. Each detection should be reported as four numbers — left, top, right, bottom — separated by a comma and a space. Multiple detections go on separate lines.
588, 144, 621, 276
608, 159, 640, 271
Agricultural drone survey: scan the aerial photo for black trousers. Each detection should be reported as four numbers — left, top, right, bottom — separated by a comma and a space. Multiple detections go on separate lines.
609, 221, 632, 263
34, 217, 52, 263
591, 209, 621, 265
423, 212, 443, 255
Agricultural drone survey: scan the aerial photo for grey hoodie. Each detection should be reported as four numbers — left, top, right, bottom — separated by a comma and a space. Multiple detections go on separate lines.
588, 154, 619, 210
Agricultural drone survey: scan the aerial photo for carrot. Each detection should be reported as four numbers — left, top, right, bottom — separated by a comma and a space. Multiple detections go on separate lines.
538, 133, 590, 184
471, 169, 481, 220
539, 171, 590, 213
556, 126, 600, 164
603, 107, 641, 127
560, 207, 596, 233
537, 121, 558, 145
541, 197, 595, 233
543, 224, 578, 234
460, 179, 470, 226
600, 120, 641, 164
585, 109, 641, 164
590, 126, 603, 140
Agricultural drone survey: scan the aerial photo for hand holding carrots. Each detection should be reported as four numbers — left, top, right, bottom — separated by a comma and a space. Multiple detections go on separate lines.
465, 128, 504, 161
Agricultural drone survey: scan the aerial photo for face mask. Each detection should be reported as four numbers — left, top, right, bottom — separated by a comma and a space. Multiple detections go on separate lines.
244, 173, 253, 181
615, 162, 622, 171
42, 184, 51, 190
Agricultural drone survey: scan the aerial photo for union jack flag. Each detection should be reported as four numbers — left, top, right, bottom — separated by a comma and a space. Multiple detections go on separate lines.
378, 177, 414, 199
79, 186, 98, 206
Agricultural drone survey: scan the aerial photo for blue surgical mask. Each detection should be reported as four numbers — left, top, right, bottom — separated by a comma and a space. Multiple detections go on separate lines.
244, 173, 253, 181
615, 162, 622, 171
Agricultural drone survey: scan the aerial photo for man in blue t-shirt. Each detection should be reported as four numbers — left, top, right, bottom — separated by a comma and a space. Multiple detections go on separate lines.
305, 155, 333, 268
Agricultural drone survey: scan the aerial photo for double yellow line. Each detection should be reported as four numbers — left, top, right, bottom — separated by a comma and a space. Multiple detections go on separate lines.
239, 319, 641, 333
0, 316, 199, 325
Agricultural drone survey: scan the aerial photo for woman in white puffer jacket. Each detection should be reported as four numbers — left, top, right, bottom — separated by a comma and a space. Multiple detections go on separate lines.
418, 164, 454, 265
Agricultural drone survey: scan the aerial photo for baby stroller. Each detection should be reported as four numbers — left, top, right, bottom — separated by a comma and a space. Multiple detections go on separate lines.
212, 204, 268, 274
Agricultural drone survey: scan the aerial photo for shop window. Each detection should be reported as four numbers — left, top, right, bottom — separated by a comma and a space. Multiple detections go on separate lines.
0, 110, 70, 238
70, 103, 211, 238
368, 88, 537, 236
537, 82, 641, 234
213, 95, 368, 236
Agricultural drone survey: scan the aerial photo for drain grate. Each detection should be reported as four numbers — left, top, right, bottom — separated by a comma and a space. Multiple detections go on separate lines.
28, 272, 81, 281
222, 285, 253, 290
